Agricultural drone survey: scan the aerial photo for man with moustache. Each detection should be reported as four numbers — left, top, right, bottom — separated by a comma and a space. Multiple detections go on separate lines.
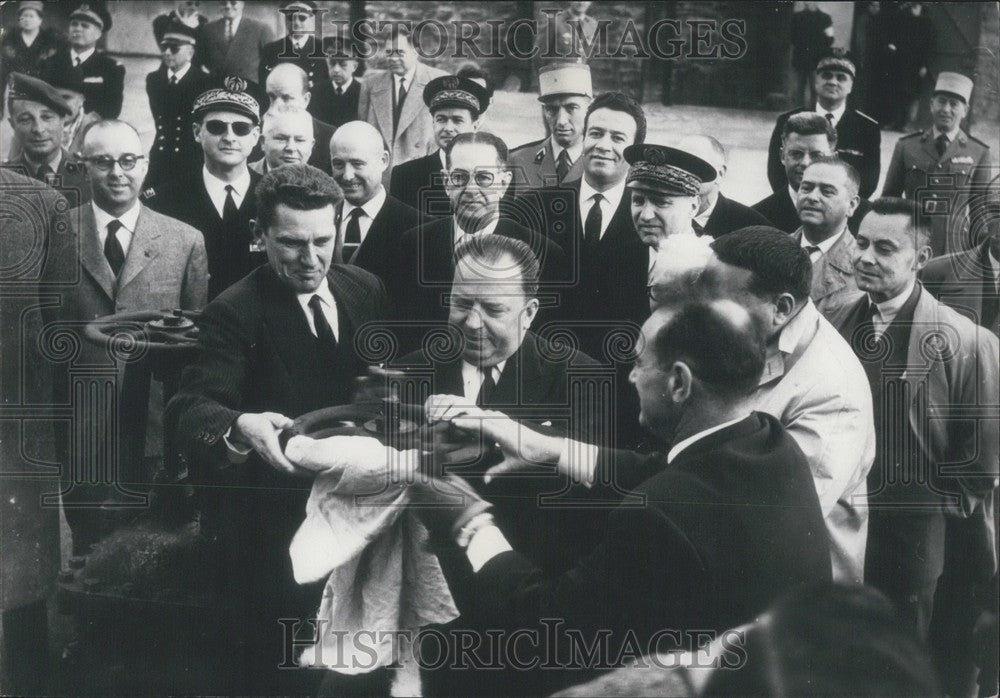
249, 107, 314, 174
330, 120, 419, 276
263, 63, 334, 174
508, 63, 592, 194
389, 74, 489, 220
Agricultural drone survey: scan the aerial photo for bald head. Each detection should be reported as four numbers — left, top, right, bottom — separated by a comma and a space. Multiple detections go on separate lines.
329, 120, 390, 205
266, 63, 311, 110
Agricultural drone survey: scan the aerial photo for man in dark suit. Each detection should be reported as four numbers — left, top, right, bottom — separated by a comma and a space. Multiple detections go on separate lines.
263, 63, 334, 174
309, 36, 364, 127
3, 73, 89, 201
144, 78, 263, 299
826, 198, 999, 641
407, 299, 831, 695
391, 131, 567, 344
767, 50, 881, 199
43, 2, 125, 119
165, 165, 388, 695
257, 1, 328, 92
754, 112, 869, 235
144, 22, 214, 187
330, 121, 419, 282
677, 134, 770, 237
389, 74, 489, 220
201, 0, 274, 96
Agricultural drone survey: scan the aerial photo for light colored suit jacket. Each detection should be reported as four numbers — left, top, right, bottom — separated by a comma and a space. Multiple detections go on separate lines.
508, 136, 585, 194
73, 203, 209, 455
358, 63, 446, 176
794, 227, 861, 315
202, 15, 274, 85
751, 300, 875, 584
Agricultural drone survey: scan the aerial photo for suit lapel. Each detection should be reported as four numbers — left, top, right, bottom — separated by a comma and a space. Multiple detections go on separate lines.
261, 268, 315, 378
808, 230, 855, 301
395, 64, 429, 137
78, 205, 116, 301
371, 73, 395, 145
117, 206, 161, 292
493, 333, 546, 405
921, 129, 943, 165
903, 286, 947, 458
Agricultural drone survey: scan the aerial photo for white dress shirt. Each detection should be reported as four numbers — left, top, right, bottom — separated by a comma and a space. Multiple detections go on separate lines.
694, 194, 719, 231
460, 360, 505, 402
70, 47, 96, 66
453, 215, 500, 244
578, 176, 626, 240
788, 183, 799, 207
815, 102, 846, 128
550, 136, 583, 170
224, 15, 242, 36
871, 280, 916, 338
296, 278, 340, 341
801, 226, 847, 263
203, 166, 251, 218
395, 67, 416, 98
666, 417, 746, 464
93, 200, 142, 259
168, 62, 192, 83
341, 186, 387, 244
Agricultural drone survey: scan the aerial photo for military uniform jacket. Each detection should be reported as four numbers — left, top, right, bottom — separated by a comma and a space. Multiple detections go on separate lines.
257, 35, 329, 92
46, 48, 125, 119
767, 106, 882, 198
507, 137, 584, 196
145, 64, 215, 185
882, 128, 993, 255
2, 150, 90, 204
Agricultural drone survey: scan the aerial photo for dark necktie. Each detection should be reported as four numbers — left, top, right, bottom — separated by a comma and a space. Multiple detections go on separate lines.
73, 56, 81, 67
935, 134, 949, 158
222, 184, 238, 229
104, 220, 126, 276
393, 78, 407, 134
584, 194, 603, 251
555, 149, 571, 183
34, 163, 52, 184
225, 19, 234, 43
856, 299, 882, 388
342, 207, 363, 261
169, 74, 178, 86
804, 244, 821, 261
825, 112, 834, 125
334, 85, 342, 96
308, 295, 337, 354
476, 368, 496, 407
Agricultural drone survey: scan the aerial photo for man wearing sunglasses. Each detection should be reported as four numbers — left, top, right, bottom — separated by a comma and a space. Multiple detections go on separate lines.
64, 119, 208, 555
766, 49, 881, 200
145, 78, 263, 300
144, 21, 213, 187
257, 0, 328, 96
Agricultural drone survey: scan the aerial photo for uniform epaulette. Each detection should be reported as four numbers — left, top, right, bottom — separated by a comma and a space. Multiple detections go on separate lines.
900, 130, 923, 140
854, 110, 878, 124
510, 137, 545, 154
968, 134, 991, 149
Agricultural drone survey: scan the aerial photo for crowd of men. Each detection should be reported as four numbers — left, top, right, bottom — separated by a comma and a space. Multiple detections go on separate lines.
1, 1, 998, 696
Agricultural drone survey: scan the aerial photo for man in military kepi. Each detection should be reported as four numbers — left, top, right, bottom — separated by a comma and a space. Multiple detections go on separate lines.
508, 62, 592, 194
388, 73, 490, 219
144, 20, 214, 187
882, 71, 993, 256
257, 0, 328, 94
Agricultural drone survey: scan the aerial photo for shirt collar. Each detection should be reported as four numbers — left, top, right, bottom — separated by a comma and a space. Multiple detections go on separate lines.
296, 277, 337, 334
667, 416, 747, 464
225, 15, 241, 32
580, 174, 627, 212
168, 62, 192, 82
694, 193, 719, 228
800, 225, 847, 256
550, 136, 583, 166
872, 280, 917, 325
933, 124, 962, 144
334, 76, 354, 92
92, 199, 142, 234
26, 148, 62, 175
454, 215, 500, 241
788, 183, 799, 202
461, 359, 507, 388
343, 186, 387, 221
71, 47, 96, 64
396, 66, 416, 87
760, 301, 817, 385
203, 165, 251, 202
815, 102, 846, 126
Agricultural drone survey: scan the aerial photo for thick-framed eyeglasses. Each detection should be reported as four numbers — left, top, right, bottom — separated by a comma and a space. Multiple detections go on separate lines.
447, 169, 498, 188
204, 120, 255, 137
84, 154, 146, 171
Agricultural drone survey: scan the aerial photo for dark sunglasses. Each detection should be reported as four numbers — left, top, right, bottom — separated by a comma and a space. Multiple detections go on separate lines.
160, 43, 183, 53
204, 120, 255, 137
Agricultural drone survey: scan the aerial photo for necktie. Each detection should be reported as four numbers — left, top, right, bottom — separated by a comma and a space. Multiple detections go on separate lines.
857, 299, 882, 389
555, 149, 571, 183
104, 220, 126, 276
334, 85, 342, 96
222, 184, 238, 228
73, 56, 81, 67
825, 112, 834, 125
342, 207, 363, 262
804, 244, 821, 262
308, 295, 337, 353
935, 134, 949, 158
34, 163, 52, 184
169, 74, 178, 86
584, 194, 603, 250
225, 19, 234, 43
476, 368, 496, 407
393, 77, 407, 134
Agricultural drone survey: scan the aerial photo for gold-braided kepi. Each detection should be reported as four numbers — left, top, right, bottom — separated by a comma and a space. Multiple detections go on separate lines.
423, 75, 490, 117
192, 77, 261, 124
624, 144, 717, 196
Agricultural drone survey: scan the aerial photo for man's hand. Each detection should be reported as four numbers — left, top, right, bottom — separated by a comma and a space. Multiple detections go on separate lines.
409, 474, 493, 544
424, 393, 477, 423
449, 410, 565, 482
230, 412, 299, 475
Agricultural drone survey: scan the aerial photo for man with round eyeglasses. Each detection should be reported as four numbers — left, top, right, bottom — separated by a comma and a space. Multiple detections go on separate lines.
145, 77, 264, 299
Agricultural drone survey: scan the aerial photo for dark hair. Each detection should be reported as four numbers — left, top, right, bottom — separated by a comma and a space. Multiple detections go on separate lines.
804, 154, 860, 195
255, 164, 342, 230
867, 197, 932, 248
584, 91, 647, 145
454, 234, 540, 297
445, 131, 508, 166
703, 584, 942, 697
782, 111, 837, 148
651, 301, 765, 399
457, 64, 494, 98
709, 226, 813, 302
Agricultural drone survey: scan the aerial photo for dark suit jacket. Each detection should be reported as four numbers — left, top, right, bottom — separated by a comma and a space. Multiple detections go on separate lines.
143, 168, 264, 299
44, 48, 125, 119
752, 187, 872, 235
388, 150, 450, 220
703, 193, 771, 238
446, 413, 831, 694
309, 78, 361, 128
165, 263, 388, 616
257, 35, 328, 90
921, 242, 1000, 336
767, 107, 882, 198
345, 193, 420, 285
145, 64, 215, 186
201, 15, 274, 88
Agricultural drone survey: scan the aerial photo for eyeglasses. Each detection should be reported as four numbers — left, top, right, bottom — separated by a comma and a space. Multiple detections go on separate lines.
447, 169, 498, 188
204, 120, 255, 137
84, 154, 146, 171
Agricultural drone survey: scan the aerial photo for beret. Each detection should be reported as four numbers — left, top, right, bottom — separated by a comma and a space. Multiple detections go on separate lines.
8, 72, 72, 118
